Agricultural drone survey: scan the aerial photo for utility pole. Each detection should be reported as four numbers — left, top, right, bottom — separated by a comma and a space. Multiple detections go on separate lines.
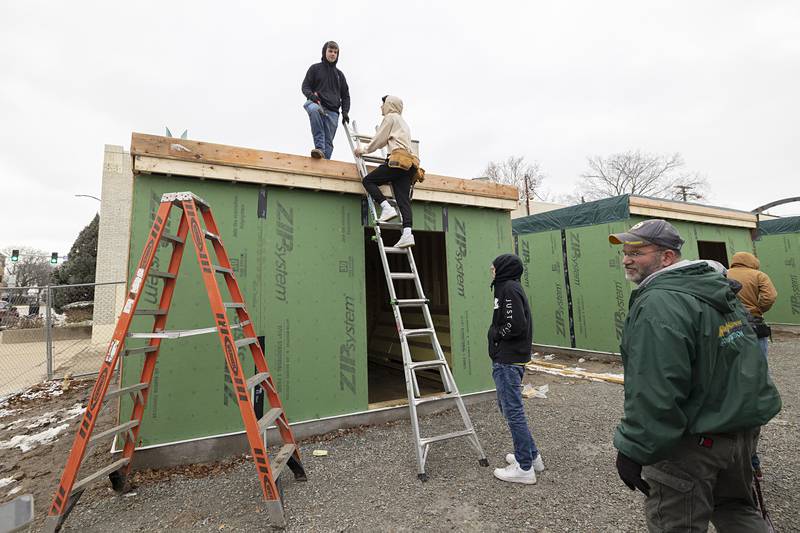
674, 184, 693, 202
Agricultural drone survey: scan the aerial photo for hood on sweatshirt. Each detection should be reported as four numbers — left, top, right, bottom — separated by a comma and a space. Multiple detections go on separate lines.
637, 262, 738, 315
321, 41, 339, 64
730, 251, 760, 270
381, 95, 403, 116
491, 254, 524, 290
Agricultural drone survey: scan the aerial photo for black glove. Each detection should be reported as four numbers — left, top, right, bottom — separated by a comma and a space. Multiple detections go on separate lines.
342, 112, 349, 124
616, 451, 650, 496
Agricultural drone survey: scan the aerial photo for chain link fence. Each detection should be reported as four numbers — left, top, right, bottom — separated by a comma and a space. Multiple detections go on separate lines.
0, 281, 125, 398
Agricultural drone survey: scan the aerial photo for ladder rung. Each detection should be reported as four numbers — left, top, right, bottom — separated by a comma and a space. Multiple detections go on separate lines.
71, 458, 130, 496
88, 420, 139, 445
133, 309, 167, 316
235, 337, 258, 349
204, 230, 220, 241
213, 264, 233, 275
122, 345, 158, 356
161, 232, 184, 245
105, 382, 148, 401
390, 273, 416, 280
270, 443, 296, 479
257, 407, 283, 434
148, 270, 176, 279
223, 302, 244, 309
413, 392, 454, 406
383, 247, 409, 254
408, 360, 447, 371
246, 372, 271, 390
419, 429, 475, 447
378, 221, 402, 228
394, 299, 429, 307
127, 326, 217, 339
230, 320, 252, 330
403, 328, 435, 338
362, 155, 386, 164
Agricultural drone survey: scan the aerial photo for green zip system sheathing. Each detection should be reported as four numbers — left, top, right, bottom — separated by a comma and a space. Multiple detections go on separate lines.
122, 174, 512, 447
514, 195, 755, 353
754, 216, 800, 324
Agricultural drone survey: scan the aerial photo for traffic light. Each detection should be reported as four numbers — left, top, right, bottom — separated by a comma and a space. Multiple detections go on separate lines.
50, 252, 58, 264
10, 249, 19, 262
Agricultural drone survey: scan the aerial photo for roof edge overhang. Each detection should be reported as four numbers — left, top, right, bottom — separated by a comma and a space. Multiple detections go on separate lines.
628, 196, 757, 229
130, 133, 519, 211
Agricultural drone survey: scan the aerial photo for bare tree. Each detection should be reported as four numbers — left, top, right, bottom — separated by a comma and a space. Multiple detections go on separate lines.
482, 156, 547, 214
576, 151, 709, 202
2, 247, 54, 287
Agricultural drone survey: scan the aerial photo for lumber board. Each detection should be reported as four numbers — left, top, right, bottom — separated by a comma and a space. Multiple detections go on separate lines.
629, 196, 756, 228
130, 133, 519, 203
133, 155, 519, 211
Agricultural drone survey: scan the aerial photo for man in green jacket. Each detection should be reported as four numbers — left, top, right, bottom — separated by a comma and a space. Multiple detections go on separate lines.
608, 219, 781, 531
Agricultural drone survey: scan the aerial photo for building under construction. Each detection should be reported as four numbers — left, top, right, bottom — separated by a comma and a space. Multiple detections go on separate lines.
93, 134, 518, 459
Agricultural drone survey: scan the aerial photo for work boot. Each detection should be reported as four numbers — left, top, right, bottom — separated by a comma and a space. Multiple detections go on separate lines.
493, 463, 536, 485
506, 453, 545, 473
394, 233, 415, 248
377, 205, 398, 223
311, 148, 324, 159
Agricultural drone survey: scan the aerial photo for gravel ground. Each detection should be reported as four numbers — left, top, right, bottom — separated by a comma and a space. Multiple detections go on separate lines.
44, 331, 800, 531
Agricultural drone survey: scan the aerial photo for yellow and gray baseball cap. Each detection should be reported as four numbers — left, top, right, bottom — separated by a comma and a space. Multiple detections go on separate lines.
609, 219, 684, 250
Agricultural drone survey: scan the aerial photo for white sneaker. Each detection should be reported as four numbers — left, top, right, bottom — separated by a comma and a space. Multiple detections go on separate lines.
493, 463, 537, 484
506, 453, 545, 473
377, 206, 398, 223
394, 233, 415, 248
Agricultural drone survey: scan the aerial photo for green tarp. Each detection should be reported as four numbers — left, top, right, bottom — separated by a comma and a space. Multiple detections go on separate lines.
512, 195, 630, 235
758, 216, 800, 237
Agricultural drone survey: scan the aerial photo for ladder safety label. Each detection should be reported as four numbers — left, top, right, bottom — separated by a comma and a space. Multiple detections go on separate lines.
122, 298, 134, 314
105, 340, 120, 363
130, 269, 145, 295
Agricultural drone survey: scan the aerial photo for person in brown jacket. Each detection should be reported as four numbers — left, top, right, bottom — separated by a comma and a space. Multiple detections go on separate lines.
726, 251, 777, 358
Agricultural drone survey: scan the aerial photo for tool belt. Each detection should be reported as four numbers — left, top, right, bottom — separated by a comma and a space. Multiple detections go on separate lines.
388, 148, 426, 184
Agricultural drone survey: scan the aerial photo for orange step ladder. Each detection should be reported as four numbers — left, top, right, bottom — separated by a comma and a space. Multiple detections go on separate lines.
44, 191, 306, 532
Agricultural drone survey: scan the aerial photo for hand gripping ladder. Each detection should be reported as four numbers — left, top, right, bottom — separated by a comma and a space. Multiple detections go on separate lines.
44, 192, 306, 532
343, 122, 488, 481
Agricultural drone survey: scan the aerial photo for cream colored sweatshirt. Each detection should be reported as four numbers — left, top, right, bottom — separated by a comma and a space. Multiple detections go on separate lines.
362, 95, 416, 156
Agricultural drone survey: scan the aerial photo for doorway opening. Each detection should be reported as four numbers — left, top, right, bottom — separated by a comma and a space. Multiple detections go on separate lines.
697, 240, 729, 268
364, 228, 451, 407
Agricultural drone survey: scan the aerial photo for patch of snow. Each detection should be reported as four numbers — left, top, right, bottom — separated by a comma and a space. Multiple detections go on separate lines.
19, 381, 64, 401
0, 477, 15, 489
0, 408, 20, 419
7, 485, 21, 496
0, 423, 70, 452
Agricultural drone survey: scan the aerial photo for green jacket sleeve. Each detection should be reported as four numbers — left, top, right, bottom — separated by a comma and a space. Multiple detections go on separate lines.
614, 305, 694, 465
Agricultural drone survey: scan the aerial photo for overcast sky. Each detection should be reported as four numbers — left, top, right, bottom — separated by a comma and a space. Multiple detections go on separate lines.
1, 1, 798, 255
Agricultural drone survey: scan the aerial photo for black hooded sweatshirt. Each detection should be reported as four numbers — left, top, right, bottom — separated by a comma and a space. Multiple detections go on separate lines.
488, 254, 533, 364
301, 43, 351, 114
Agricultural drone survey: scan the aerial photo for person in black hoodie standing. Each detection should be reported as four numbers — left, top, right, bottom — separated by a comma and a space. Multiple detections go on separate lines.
488, 254, 544, 484
301, 40, 351, 160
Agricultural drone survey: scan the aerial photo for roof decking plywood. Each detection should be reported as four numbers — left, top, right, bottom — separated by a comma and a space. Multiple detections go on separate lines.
130, 133, 519, 211
628, 196, 757, 228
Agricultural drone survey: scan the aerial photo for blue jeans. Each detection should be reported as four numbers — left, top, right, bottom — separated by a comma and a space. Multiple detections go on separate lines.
303, 100, 338, 159
492, 362, 539, 470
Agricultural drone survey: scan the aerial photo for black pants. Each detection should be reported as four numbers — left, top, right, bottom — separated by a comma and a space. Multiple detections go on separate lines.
362, 164, 415, 228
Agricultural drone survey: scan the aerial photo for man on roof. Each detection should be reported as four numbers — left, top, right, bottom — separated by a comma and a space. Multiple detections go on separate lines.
608, 218, 780, 531
301, 40, 351, 160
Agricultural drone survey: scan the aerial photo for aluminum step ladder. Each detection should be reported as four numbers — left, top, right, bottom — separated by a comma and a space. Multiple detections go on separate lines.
44, 192, 306, 532
343, 122, 489, 480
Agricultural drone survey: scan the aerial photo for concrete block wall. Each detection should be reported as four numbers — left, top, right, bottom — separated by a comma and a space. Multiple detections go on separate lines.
91, 145, 133, 345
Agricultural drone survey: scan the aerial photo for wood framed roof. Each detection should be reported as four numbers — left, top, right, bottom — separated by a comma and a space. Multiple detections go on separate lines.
130, 133, 519, 211
628, 196, 757, 228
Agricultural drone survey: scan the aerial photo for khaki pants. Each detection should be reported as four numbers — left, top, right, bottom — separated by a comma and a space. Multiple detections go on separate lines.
642, 429, 767, 533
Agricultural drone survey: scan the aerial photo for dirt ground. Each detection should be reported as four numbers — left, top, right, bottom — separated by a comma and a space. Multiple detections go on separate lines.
1, 329, 797, 532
